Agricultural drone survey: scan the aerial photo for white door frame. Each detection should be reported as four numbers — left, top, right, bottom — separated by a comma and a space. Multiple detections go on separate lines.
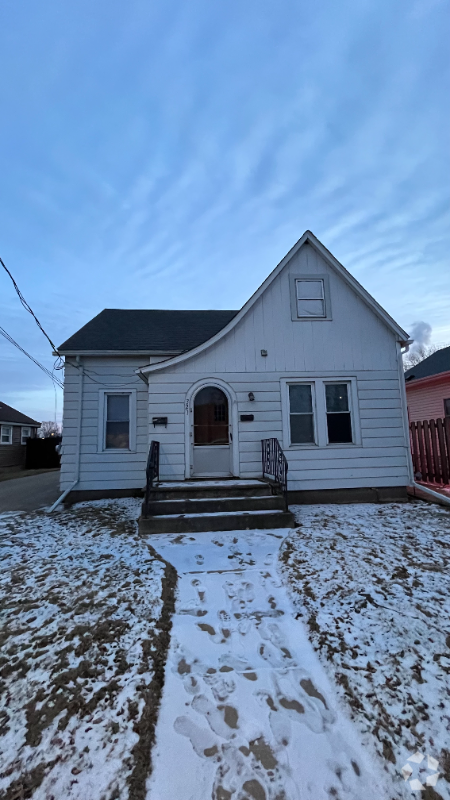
184, 378, 240, 479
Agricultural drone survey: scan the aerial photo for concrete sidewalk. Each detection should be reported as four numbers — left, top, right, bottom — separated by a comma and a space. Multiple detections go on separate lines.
0, 470, 60, 513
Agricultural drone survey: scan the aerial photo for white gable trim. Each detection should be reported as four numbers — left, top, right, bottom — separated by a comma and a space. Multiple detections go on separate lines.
137, 231, 409, 376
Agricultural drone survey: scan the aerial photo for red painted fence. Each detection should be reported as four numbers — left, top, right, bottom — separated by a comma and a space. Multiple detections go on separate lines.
409, 417, 450, 485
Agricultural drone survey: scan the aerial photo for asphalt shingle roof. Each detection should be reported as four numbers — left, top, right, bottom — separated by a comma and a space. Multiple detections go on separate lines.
58, 309, 239, 353
0, 402, 40, 426
404, 346, 450, 381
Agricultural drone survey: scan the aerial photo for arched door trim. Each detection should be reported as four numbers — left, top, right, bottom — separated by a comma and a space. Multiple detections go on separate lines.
184, 378, 240, 479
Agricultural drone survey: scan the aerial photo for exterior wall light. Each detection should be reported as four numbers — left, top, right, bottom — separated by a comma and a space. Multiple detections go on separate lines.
248, 392, 255, 401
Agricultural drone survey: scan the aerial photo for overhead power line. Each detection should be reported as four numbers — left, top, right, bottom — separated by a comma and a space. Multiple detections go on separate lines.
0, 256, 60, 354
0, 326, 64, 390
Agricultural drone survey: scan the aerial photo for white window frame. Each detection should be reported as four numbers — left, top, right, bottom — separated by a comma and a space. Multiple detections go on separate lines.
21, 427, 31, 444
1, 425, 13, 445
286, 382, 318, 446
289, 274, 332, 321
97, 389, 136, 453
281, 377, 361, 449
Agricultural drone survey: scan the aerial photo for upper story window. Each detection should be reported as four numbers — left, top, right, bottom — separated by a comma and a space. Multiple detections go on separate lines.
295, 279, 325, 317
1, 425, 12, 444
21, 427, 31, 444
290, 274, 331, 320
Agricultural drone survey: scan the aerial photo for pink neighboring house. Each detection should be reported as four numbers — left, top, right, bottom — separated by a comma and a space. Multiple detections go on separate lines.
405, 346, 450, 422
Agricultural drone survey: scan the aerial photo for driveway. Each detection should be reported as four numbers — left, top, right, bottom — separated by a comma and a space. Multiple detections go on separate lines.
146, 529, 393, 800
0, 470, 60, 513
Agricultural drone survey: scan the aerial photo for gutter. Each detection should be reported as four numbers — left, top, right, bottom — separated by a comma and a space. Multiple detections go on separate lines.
49, 358, 84, 512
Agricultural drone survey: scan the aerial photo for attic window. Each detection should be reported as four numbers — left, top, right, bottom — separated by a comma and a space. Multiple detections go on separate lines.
290, 274, 331, 321
295, 280, 325, 317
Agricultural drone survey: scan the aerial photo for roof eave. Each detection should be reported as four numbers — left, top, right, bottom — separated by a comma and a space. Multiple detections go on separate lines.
58, 349, 184, 357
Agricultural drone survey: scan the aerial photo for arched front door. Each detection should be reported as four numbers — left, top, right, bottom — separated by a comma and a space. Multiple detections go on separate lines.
192, 386, 232, 477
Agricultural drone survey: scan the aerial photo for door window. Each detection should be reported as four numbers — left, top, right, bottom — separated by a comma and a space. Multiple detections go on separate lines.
194, 387, 229, 445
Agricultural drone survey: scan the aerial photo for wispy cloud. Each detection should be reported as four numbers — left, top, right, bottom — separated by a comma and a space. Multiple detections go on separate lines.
1, 0, 449, 416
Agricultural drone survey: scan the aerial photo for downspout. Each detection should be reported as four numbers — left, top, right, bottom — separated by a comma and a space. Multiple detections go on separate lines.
49, 357, 84, 512
397, 341, 450, 508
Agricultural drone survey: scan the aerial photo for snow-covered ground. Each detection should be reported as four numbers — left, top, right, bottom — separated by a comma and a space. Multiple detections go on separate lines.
281, 502, 450, 799
147, 529, 403, 800
0, 499, 171, 800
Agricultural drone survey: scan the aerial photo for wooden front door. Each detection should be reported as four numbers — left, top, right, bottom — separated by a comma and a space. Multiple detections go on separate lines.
192, 386, 232, 477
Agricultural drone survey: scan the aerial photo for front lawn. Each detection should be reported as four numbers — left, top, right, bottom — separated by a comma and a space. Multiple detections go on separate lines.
0, 499, 176, 800
281, 501, 450, 799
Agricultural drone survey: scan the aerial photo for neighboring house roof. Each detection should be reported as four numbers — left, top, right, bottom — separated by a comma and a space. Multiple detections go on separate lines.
140, 230, 410, 376
404, 346, 450, 382
0, 402, 40, 426
58, 309, 239, 354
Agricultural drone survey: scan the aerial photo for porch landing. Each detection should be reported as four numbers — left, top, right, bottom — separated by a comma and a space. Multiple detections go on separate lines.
139, 479, 295, 534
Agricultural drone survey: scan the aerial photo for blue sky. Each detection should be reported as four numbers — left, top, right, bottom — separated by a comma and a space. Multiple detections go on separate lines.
1, 0, 449, 423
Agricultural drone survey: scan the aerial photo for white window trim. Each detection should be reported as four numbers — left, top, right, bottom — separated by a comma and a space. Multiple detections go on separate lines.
1, 425, 13, 445
281, 377, 361, 449
21, 427, 31, 444
97, 389, 136, 453
289, 274, 332, 321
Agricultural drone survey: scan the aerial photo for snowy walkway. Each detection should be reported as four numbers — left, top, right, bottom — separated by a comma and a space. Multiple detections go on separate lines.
147, 529, 393, 800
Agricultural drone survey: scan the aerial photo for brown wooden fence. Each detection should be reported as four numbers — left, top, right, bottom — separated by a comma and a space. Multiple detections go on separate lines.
410, 417, 450, 485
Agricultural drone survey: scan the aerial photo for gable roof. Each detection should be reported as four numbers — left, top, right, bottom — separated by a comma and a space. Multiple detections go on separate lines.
0, 402, 40, 427
58, 309, 238, 354
404, 346, 450, 382
139, 230, 410, 376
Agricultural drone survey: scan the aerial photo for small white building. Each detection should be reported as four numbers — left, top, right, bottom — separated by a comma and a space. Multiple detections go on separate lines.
59, 231, 412, 505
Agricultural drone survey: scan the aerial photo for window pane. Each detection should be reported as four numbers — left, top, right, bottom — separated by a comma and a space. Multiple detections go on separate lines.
327, 413, 352, 443
289, 384, 312, 413
326, 384, 349, 412
107, 395, 129, 421
1, 426, 12, 443
290, 414, 315, 444
297, 299, 325, 317
106, 421, 129, 449
444, 399, 450, 417
296, 280, 324, 300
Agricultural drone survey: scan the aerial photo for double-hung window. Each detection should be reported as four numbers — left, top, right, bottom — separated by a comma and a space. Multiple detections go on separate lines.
290, 274, 331, 320
105, 394, 130, 449
284, 378, 358, 447
21, 427, 31, 444
295, 279, 325, 318
325, 383, 353, 443
99, 390, 136, 452
289, 385, 315, 444
1, 425, 12, 444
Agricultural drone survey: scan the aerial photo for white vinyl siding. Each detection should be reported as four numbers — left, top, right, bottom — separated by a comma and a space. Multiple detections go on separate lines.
60, 361, 145, 491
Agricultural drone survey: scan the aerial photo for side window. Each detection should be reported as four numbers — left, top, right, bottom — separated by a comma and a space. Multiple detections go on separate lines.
21, 427, 31, 444
1, 425, 12, 444
444, 399, 450, 417
289, 384, 315, 444
105, 394, 130, 449
325, 383, 353, 443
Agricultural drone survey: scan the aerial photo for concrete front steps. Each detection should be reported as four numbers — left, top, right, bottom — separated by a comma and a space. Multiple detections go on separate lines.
139, 479, 295, 534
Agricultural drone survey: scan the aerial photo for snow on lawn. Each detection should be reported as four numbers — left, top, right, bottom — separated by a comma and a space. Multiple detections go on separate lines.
0, 499, 172, 800
281, 502, 450, 798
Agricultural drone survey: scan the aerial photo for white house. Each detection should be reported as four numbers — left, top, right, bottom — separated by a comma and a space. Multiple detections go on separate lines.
58, 231, 413, 511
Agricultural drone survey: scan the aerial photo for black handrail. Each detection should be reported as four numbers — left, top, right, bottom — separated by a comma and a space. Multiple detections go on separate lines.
261, 437, 288, 508
144, 440, 160, 512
